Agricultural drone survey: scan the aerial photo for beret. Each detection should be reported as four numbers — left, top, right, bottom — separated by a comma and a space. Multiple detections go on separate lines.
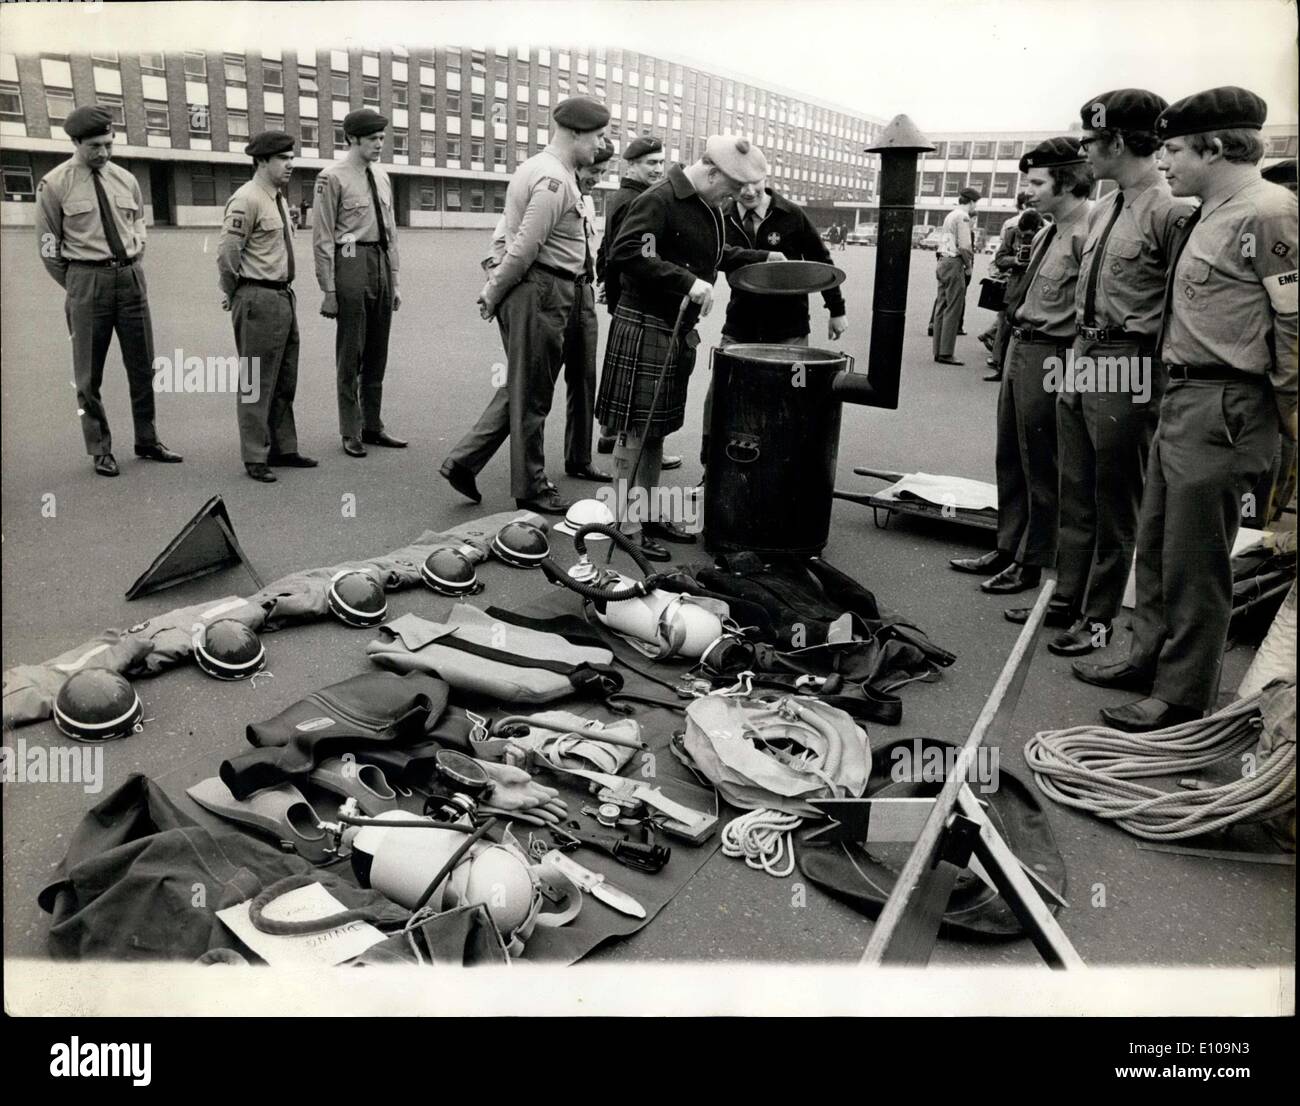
1019, 136, 1086, 174
1261, 158, 1296, 187
1156, 86, 1267, 139
1079, 89, 1169, 133
704, 134, 768, 183
624, 135, 663, 161
343, 108, 388, 137
245, 130, 296, 158
552, 96, 610, 132
591, 142, 614, 166
63, 105, 114, 141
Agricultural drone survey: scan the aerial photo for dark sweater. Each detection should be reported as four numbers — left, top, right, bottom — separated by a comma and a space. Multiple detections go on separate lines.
610, 164, 770, 326
723, 188, 846, 342
596, 177, 647, 314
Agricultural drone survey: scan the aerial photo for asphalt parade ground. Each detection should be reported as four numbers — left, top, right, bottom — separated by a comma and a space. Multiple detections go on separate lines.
1, 226, 1293, 969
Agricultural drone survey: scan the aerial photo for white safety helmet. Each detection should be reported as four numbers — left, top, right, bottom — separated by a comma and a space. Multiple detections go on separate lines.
554, 498, 617, 538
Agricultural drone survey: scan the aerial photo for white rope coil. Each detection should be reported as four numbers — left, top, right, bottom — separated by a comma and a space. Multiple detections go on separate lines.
721, 808, 804, 877
1024, 694, 1296, 841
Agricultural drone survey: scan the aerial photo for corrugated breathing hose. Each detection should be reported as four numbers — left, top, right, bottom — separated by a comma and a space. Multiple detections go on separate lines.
1023, 693, 1296, 840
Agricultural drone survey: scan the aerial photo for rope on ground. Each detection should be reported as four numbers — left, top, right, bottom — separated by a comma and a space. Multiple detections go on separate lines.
721, 808, 803, 877
1023, 693, 1296, 841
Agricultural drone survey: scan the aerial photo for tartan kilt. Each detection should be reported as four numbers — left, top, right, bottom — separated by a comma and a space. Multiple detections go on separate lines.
595, 304, 697, 438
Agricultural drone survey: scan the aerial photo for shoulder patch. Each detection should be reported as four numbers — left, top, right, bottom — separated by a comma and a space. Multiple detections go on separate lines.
1272, 241, 1290, 258
315, 176, 328, 194
1175, 216, 1188, 228
228, 215, 244, 231
545, 177, 561, 192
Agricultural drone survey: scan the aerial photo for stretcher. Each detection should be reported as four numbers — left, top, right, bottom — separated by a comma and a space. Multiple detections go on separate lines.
833, 468, 999, 532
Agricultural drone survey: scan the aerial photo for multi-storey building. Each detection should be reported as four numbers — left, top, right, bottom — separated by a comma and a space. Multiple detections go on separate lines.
0, 45, 886, 229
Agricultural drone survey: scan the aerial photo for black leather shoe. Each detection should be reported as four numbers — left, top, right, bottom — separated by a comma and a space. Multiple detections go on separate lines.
644, 520, 697, 544
661, 454, 683, 471
245, 463, 277, 483
439, 459, 481, 504
1071, 659, 1154, 693
980, 563, 1041, 594
927, 326, 934, 337
342, 437, 367, 457
516, 489, 572, 515
934, 356, 965, 366
267, 451, 319, 467
958, 328, 968, 336
361, 430, 407, 448
93, 453, 119, 477
1100, 698, 1202, 733
950, 549, 1011, 575
638, 534, 672, 562
135, 443, 183, 463
1003, 600, 1075, 628
565, 462, 611, 481
1047, 620, 1111, 656
596, 435, 615, 455
983, 370, 1003, 382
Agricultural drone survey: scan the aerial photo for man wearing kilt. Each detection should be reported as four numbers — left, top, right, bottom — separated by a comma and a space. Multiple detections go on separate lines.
597, 135, 781, 560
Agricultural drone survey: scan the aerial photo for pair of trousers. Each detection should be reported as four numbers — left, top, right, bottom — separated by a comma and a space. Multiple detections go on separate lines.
610, 431, 664, 537
230, 284, 300, 464
447, 271, 575, 500
334, 247, 393, 438
562, 282, 598, 468
63, 261, 158, 455
932, 256, 967, 359
1127, 378, 1278, 711
995, 335, 1066, 567
1055, 340, 1162, 622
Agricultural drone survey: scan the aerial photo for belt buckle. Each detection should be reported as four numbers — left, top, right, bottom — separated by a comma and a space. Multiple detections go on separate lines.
1080, 326, 1102, 341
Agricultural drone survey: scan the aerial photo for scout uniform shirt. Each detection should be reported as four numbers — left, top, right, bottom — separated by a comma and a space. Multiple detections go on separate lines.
483, 147, 588, 311
216, 178, 293, 297
937, 206, 973, 262
311, 159, 401, 293
1013, 199, 1093, 339
1074, 171, 1196, 340
1163, 176, 1299, 420
35, 158, 146, 284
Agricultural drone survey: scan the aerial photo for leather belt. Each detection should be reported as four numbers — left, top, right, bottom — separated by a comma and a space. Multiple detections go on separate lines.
1011, 326, 1068, 345
1076, 324, 1150, 345
349, 240, 387, 249
237, 277, 293, 290
69, 256, 138, 269
533, 261, 586, 282
1165, 364, 1264, 384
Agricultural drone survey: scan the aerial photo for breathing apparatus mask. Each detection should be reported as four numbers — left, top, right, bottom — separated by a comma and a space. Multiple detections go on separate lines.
540, 520, 731, 662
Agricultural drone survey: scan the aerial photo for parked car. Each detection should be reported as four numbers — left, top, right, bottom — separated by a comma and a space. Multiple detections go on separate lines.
984, 235, 1000, 255
845, 226, 876, 245
919, 229, 945, 251
911, 225, 932, 249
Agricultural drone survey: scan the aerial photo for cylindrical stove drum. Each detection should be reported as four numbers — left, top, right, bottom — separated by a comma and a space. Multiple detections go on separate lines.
703, 343, 854, 555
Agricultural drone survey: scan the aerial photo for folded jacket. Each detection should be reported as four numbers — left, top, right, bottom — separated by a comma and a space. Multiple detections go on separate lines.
221, 671, 450, 800
367, 606, 622, 705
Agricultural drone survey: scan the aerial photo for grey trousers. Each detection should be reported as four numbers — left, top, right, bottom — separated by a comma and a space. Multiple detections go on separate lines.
63, 261, 158, 455
447, 270, 574, 500
334, 246, 393, 438
562, 283, 598, 468
231, 284, 300, 464
1127, 378, 1278, 711
932, 256, 967, 359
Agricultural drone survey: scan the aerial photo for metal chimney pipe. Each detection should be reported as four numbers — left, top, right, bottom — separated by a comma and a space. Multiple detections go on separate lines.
832, 114, 935, 411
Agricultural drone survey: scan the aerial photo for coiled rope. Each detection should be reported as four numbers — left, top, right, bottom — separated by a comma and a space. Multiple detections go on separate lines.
722, 808, 803, 877
1023, 693, 1296, 840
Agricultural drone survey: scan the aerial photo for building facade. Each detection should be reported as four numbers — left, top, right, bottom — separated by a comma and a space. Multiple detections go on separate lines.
0, 45, 886, 229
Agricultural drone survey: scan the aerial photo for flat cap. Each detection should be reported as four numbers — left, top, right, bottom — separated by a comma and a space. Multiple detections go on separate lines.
1019, 136, 1086, 174
63, 105, 115, 141
624, 135, 663, 161
1079, 89, 1169, 133
245, 130, 296, 158
704, 134, 768, 183
1156, 86, 1267, 139
552, 96, 610, 132
342, 108, 388, 137
591, 141, 614, 166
